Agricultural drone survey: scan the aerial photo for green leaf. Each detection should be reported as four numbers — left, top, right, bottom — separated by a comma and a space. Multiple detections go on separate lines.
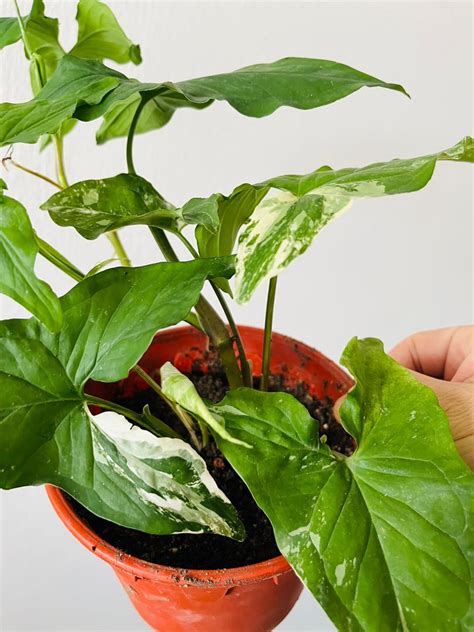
214, 338, 473, 631
41, 173, 179, 239
0, 56, 123, 146
0, 16, 23, 49
0, 194, 61, 331
0, 257, 243, 538
181, 194, 221, 233
0, 55, 407, 147
177, 57, 408, 118
232, 137, 473, 302
160, 362, 251, 448
95, 88, 210, 145
70, 0, 142, 65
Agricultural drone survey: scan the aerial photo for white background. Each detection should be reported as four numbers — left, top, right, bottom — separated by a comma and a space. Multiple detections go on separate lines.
0, 1, 472, 630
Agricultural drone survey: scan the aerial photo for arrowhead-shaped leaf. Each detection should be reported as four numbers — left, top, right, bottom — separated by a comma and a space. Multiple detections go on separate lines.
190, 137, 473, 302
41, 173, 179, 239
70, 0, 142, 65
0, 54, 407, 147
0, 193, 61, 331
214, 338, 473, 631
0, 257, 243, 538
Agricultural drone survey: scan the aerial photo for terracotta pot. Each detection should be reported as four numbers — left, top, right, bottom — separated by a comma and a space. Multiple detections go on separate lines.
47, 326, 351, 632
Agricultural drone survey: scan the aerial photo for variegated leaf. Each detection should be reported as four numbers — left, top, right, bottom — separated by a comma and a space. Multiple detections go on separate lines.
231, 137, 472, 302
41, 173, 178, 239
235, 193, 351, 303
90, 411, 244, 538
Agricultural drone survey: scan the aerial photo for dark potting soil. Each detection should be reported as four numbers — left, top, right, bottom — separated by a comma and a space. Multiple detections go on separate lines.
71, 362, 354, 570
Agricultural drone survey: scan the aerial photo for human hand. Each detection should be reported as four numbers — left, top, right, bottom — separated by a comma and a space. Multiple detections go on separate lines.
335, 326, 474, 469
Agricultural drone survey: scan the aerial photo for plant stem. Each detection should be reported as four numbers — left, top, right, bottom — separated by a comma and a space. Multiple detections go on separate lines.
106, 230, 130, 266
132, 365, 202, 450
126, 94, 153, 175
13, 0, 31, 57
261, 276, 278, 391
150, 227, 243, 389
2, 156, 62, 189
53, 134, 69, 188
36, 235, 85, 282
85, 394, 179, 439
176, 232, 252, 387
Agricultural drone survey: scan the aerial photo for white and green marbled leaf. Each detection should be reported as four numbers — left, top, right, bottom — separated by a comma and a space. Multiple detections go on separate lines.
90, 411, 244, 538
234, 192, 351, 303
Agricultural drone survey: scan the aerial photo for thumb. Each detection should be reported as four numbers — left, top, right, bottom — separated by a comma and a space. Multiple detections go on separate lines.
408, 370, 474, 468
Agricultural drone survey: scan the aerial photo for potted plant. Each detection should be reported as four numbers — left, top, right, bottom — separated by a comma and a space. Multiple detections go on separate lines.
0, 1, 472, 630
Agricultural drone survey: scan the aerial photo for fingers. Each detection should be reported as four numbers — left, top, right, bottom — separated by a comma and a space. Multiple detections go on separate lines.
408, 371, 474, 469
389, 326, 474, 383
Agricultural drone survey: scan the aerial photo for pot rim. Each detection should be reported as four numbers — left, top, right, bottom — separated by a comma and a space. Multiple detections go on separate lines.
46, 485, 292, 586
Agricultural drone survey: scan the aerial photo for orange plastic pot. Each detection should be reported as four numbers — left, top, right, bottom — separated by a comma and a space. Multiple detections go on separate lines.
47, 326, 351, 632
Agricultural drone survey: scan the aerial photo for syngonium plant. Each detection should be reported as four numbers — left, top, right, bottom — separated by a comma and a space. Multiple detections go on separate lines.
0, 1, 472, 630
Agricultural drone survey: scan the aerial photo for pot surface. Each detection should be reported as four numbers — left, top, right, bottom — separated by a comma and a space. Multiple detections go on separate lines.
47, 326, 352, 632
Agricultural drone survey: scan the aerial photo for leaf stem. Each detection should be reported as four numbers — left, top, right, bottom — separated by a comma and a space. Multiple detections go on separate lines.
13, 0, 31, 57
85, 394, 179, 439
261, 276, 278, 391
53, 134, 69, 188
36, 235, 85, 282
126, 94, 154, 175
2, 155, 62, 189
176, 232, 252, 387
106, 230, 130, 266
150, 228, 243, 389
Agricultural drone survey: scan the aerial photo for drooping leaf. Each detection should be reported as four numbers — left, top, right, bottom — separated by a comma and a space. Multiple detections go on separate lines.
41, 173, 179, 239
0, 16, 23, 49
0, 54, 407, 147
70, 0, 142, 65
214, 338, 473, 631
160, 362, 251, 448
0, 257, 242, 538
0, 194, 61, 331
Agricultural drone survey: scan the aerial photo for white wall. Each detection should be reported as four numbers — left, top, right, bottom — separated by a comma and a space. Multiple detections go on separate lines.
1, 1, 472, 630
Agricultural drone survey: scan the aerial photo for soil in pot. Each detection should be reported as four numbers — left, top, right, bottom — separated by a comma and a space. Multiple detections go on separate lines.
70, 356, 355, 570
